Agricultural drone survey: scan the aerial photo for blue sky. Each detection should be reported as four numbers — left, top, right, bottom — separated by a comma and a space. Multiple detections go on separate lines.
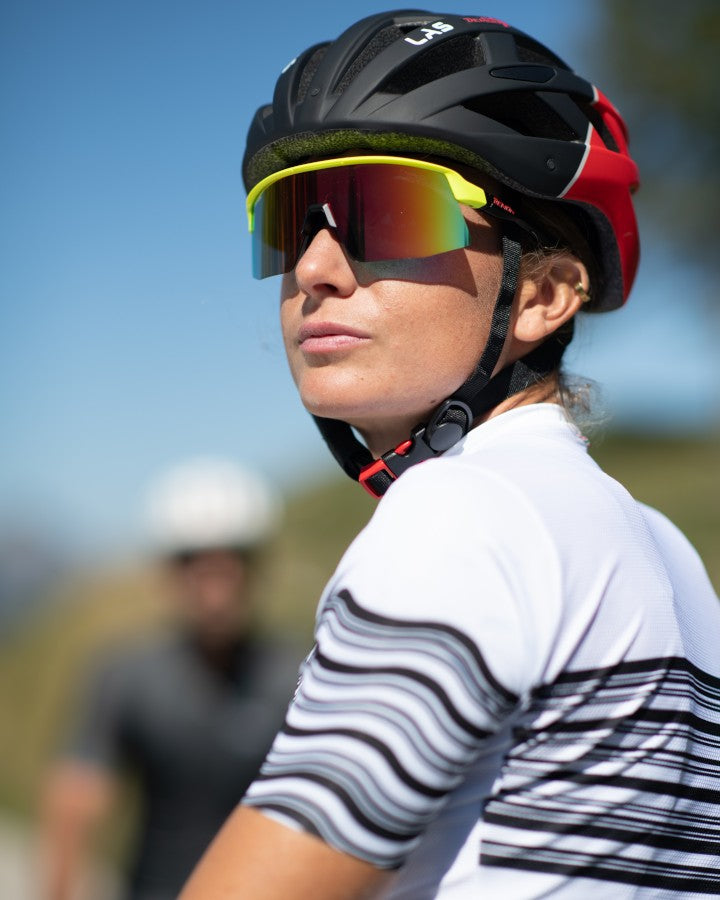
2, 0, 718, 559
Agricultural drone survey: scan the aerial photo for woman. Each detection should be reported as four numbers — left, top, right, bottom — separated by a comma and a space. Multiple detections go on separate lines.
181, 11, 720, 898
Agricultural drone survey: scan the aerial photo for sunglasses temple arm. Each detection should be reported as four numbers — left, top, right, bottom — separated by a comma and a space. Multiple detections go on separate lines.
482, 195, 551, 247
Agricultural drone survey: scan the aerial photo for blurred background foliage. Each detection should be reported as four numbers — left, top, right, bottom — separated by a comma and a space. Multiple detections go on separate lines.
591, 0, 720, 279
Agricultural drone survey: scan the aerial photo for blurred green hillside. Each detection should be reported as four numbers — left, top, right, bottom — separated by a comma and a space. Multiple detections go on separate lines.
0, 430, 717, 839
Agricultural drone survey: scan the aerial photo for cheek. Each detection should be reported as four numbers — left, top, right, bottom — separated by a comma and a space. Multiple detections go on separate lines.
365, 288, 487, 413
279, 290, 302, 380
378, 258, 498, 372
279, 299, 292, 355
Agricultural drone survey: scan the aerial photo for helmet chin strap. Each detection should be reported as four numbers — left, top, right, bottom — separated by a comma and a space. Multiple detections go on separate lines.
312, 232, 566, 498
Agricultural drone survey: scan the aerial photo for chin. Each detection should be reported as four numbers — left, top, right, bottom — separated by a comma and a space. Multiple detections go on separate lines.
296, 371, 445, 432
302, 396, 360, 422
297, 375, 372, 421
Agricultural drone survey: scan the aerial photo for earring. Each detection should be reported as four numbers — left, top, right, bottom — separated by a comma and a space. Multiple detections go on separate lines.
575, 282, 591, 303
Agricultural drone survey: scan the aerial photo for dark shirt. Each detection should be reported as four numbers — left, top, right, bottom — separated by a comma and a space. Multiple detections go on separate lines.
66, 630, 301, 900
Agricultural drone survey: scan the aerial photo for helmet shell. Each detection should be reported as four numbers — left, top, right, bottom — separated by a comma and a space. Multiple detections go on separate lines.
243, 10, 640, 309
145, 458, 281, 556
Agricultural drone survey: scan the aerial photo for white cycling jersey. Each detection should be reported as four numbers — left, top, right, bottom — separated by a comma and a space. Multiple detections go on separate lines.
243, 403, 720, 898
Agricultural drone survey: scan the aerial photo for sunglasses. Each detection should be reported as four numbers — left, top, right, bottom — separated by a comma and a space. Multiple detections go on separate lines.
246, 155, 518, 280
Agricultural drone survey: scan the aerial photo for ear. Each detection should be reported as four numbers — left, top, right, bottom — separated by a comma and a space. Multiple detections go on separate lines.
511, 252, 590, 346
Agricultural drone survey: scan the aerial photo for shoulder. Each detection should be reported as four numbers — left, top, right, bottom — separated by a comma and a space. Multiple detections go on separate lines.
60, 635, 174, 762
321, 408, 640, 692
640, 502, 704, 556
324, 453, 565, 695
368, 404, 600, 540
639, 502, 718, 598
354, 437, 566, 581
377, 443, 543, 529
81, 632, 179, 698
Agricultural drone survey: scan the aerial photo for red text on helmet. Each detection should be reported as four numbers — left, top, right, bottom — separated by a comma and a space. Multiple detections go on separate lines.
461, 16, 509, 27
404, 22, 454, 46
490, 197, 516, 216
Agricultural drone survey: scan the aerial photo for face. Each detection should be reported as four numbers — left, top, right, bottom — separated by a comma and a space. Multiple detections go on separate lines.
279, 198, 504, 453
168, 548, 252, 645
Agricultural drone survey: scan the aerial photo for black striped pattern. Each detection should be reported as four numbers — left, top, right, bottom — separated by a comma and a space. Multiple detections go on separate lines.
244, 587, 518, 866
482, 657, 720, 893
243, 591, 720, 893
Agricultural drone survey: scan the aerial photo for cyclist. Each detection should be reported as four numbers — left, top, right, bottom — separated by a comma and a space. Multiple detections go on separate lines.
182, 11, 720, 899
40, 459, 300, 900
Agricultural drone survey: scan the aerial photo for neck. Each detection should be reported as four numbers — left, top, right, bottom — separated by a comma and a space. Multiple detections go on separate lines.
480, 373, 560, 424
356, 416, 421, 460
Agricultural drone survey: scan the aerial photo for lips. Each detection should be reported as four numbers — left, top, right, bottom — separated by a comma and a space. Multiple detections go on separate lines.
297, 321, 371, 353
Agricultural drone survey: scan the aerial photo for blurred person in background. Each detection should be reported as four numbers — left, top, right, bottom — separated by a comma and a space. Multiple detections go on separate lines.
181, 10, 720, 899
38, 458, 301, 900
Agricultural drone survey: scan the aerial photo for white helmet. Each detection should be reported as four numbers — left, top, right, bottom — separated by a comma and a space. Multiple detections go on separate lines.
145, 458, 281, 555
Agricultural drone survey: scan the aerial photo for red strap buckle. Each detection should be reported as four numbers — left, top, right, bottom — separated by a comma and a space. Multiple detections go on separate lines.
358, 439, 414, 499
358, 458, 394, 499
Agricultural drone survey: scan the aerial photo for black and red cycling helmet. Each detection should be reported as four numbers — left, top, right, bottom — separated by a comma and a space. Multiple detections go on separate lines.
244, 9, 639, 310
243, 11, 641, 496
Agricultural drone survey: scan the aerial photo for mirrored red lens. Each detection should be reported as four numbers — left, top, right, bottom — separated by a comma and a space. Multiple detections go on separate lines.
251, 164, 470, 279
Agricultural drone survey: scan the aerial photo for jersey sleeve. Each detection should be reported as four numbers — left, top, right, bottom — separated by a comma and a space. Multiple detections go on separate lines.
61, 648, 134, 771
242, 459, 564, 867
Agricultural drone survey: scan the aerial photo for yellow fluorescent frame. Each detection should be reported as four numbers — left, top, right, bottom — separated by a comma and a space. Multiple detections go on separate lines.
246, 155, 489, 232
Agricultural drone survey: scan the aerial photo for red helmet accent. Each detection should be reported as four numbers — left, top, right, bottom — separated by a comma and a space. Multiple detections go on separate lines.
562, 87, 640, 302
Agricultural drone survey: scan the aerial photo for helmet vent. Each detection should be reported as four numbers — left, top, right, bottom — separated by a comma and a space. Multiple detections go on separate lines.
297, 46, 330, 104
334, 25, 416, 95
463, 92, 578, 141
379, 34, 485, 95
515, 38, 567, 69
576, 99, 620, 152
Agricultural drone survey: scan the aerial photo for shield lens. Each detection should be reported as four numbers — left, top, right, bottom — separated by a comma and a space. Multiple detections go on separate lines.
251, 163, 473, 279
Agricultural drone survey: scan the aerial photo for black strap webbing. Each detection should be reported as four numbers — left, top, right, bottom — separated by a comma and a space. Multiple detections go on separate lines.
456, 234, 522, 401
312, 415, 372, 481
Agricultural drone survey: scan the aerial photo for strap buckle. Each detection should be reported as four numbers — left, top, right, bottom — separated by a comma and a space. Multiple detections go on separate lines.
358, 400, 472, 498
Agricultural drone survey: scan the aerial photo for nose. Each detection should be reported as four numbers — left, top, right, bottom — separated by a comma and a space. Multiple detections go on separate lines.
293, 227, 358, 299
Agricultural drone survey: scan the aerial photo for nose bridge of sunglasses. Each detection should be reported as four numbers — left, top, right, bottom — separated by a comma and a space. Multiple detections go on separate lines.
301, 202, 339, 237
295, 202, 345, 262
